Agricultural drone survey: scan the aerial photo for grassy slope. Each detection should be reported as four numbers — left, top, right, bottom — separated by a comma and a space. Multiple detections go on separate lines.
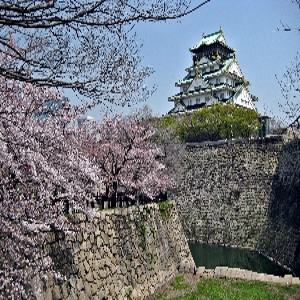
156, 275, 300, 300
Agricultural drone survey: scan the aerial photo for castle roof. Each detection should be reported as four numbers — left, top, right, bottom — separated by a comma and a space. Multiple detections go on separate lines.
176, 57, 244, 86
190, 28, 226, 52
168, 29, 257, 114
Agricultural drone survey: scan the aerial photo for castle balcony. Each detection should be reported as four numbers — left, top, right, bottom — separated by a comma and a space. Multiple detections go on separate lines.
169, 88, 213, 102
213, 82, 237, 90
175, 79, 193, 87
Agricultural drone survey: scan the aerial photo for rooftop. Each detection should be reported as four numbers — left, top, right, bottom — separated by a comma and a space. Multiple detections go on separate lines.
190, 27, 227, 51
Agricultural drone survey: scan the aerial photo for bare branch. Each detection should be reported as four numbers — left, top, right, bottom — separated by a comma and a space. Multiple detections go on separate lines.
0, 0, 211, 106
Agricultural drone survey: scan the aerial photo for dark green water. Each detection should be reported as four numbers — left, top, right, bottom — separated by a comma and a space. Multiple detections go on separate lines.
189, 242, 292, 277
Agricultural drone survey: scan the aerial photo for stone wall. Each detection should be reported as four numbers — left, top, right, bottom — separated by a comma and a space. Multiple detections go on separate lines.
34, 202, 195, 300
172, 137, 300, 274
258, 139, 300, 275
196, 266, 300, 285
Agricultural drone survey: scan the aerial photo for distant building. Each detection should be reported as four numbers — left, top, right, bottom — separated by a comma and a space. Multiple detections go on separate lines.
77, 115, 95, 127
36, 97, 68, 119
168, 28, 257, 114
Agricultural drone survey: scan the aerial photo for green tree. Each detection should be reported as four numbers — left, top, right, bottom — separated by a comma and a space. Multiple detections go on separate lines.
159, 103, 260, 143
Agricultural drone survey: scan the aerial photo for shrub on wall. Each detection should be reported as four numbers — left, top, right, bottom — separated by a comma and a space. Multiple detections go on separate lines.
158, 104, 260, 143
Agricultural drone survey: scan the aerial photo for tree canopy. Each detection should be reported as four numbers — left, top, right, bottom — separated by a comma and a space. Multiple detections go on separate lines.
0, 0, 211, 106
158, 104, 260, 143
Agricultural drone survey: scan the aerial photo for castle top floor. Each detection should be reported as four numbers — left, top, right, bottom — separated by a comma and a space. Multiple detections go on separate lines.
190, 28, 235, 64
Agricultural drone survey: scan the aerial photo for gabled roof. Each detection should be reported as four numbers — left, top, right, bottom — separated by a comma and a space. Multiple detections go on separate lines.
187, 77, 209, 92
231, 85, 244, 102
168, 101, 186, 114
190, 28, 226, 51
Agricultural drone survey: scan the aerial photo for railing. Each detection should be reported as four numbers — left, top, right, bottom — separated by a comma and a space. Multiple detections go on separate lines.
87, 192, 168, 210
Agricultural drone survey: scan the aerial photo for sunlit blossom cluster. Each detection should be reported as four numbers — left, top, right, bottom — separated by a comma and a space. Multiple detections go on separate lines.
0, 65, 169, 299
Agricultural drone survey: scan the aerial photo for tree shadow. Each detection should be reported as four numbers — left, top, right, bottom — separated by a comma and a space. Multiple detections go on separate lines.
260, 139, 300, 275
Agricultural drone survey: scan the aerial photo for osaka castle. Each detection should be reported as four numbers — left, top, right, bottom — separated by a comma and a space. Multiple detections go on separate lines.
168, 28, 257, 114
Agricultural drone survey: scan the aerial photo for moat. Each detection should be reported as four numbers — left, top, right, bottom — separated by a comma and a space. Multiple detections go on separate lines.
189, 242, 293, 277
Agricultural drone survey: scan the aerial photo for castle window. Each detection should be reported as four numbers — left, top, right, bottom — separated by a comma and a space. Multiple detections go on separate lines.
169, 30, 256, 115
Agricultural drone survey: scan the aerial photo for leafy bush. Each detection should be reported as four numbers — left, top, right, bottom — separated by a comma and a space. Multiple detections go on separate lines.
159, 104, 260, 143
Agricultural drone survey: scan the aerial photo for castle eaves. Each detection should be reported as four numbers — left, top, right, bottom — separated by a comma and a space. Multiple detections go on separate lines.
190, 28, 226, 51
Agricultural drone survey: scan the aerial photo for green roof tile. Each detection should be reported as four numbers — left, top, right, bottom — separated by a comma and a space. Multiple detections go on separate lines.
190, 28, 226, 51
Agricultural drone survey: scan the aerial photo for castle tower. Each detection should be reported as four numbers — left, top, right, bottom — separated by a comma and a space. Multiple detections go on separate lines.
168, 28, 257, 114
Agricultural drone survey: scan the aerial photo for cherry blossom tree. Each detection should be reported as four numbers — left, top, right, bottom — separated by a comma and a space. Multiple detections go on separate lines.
277, 54, 300, 125
81, 112, 170, 208
0, 55, 170, 297
0, 0, 196, 292
0, 49, 101, 298
0, 0, 211, 107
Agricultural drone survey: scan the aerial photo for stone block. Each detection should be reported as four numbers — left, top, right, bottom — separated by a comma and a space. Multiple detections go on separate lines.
268, 274, 277, 283
203, 269, 214, 278
244, 270, 253, 280
52, 285, 62, 300
43, 288, 52, 300
86, 240, 91, 249
90, 234, 95, 244
240, 269, 252, 280
84, 260, 90, 273
68, 289, 79, 300
263, 274, 274, 283
81, 241, 87, 250
78, 262, 86, 277
250, 272, 258, 281
95, 228, 101, 236
90, 283, 99, 296
101, 232, 109, 245
234, 268, 244, 279
86, 272, 94, 283
178, 260, 187, 273
92, 270, 99, 280
79, 290, 89, 300
256, 273, 266, 282
292, 277, 300, 285
99, 269, 107, 279
179, 259, 195, 273
196, 266, 206, 277
69, 276, 77, 288
215, 266, 228, 278
76, 278, 84, 291
227, 268, 238, 279
84, 282, 93, 297
284, 274, 293, 285
277, 276, 289, 284
273, 275, 283, 283
96, 290, 106, 300
96, 236, 102, 248
61, 284, 69, 299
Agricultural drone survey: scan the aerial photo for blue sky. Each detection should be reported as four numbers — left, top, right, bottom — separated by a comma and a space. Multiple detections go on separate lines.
87, 0, 299, 119
135, 0, 300, 118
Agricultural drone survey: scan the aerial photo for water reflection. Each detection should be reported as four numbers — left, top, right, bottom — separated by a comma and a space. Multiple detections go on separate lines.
189, 242, 292, 277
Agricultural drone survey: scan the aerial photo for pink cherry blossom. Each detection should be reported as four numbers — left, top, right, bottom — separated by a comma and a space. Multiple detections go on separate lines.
0, 51, 170, 298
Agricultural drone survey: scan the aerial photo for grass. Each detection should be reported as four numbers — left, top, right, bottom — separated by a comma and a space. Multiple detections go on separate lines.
158, 200, 173, 220
170, 275, 190, 290
156, 275, 300, 300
